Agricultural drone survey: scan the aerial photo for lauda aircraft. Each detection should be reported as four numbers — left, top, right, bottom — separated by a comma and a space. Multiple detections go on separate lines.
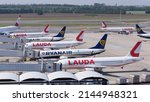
27, 34, 107, 59
25, 30, 85, 50
0, 15, 21, 36
9, 24, 49, 38
100, 21, 135, 34
136, 24, 150, 39
25, 26, 66, 42
55, 41, 143, 70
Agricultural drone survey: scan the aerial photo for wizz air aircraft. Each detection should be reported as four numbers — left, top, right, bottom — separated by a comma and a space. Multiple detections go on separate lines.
100, 21, 135, 34
25, 30, 85, 50
136, 24, 150, 39
0, 15, 21, 36
25, 26, 66, 42
27, 34, 107, 59
10, 24, 49, 38
55, 41, 143, 70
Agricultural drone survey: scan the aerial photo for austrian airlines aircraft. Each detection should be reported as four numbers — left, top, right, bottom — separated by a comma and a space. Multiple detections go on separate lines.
10, 24, 49, 38
0, 15, 21, 36
27, 34, 107, 59
136, 24, 150, 39
55, 41, 143, 69
25, 30, 85, 50
25, 26, 66, 42
100, 21, 135, 34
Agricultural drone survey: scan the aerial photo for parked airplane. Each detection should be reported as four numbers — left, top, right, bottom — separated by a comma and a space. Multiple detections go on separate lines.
25, 26, 66, 42
25, 30, 85, 50
0, 15, 21, 36
100, 21, 135, 34
26, 34, 107, 59
136, 24, 150, 39
9, 24, 49, 38
54, 41, 143, 70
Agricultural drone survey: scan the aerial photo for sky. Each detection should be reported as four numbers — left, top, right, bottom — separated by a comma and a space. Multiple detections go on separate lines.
0, 0, 150, 6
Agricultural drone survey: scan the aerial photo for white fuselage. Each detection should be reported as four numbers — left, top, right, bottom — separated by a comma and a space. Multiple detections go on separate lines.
137, 33, 150, 39
27, 49, 105, 59
57, 56, 143, 69
25, 41, 85, 49
26, 36, 64, 42
101, 27, 135, 32
10, 32, 48, 38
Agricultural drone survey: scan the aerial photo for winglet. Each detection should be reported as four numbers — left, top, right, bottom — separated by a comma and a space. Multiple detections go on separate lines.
15, 15, 21, 27
76, 31, 84, 41
101, 21, 107, 28
43, 24, 49, 33
90, 34, 107, 49
54, 26, 66, 37
127, 41, 142, 57
135, 24, 146, 34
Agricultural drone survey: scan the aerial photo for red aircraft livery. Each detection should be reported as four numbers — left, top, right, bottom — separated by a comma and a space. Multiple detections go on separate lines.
68, 59, 95, 65
33, 42, 51, 47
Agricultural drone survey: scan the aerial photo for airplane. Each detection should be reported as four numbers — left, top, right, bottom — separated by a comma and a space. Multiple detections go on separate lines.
54, 41, 143, 70
25, 26, 66, 42
9, 24, 49, 38
136, 24, 150, 39
25, 30, 85, 50
26, 34, 107, 59
100, 21, 135, 34
0, 15, 21, 36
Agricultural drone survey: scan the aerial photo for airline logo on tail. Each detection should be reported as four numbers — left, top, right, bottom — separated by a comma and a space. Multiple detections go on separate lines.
100, 40, 106, 47
59, 26, 66, 36
43, 24, 49, 33
15, 15, 21, 27
129, 41, 142, 57
90, 34, 107, 49
135, 24, 145, 34
54, 26, 66, 37
76, 31, 84, 41
101, 21, 107, 28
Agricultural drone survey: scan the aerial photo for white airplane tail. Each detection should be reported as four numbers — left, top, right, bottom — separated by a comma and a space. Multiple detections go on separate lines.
76, 30, 84, 41
101, 21, 107, 28
127, 41, 142, 57
15, 15, 21, 27
42, 24, 49, 33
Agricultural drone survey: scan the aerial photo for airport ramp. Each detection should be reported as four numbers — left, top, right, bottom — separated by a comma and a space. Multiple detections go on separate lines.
0, 50, 23, 57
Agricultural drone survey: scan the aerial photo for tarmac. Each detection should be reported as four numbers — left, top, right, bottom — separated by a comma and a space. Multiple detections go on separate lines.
0, 23, 150, 84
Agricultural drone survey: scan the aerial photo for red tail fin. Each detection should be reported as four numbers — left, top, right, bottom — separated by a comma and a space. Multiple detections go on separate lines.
101, 21, 107, 28
15, 15, 21, 27
43, 24, 49, 33
76, 31, 84, 41
128, 41, 142, 57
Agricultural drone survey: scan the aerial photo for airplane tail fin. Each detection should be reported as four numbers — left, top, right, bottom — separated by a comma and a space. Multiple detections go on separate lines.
42, 24, 49, 33
127, 41, 142, 57
76, 31, 84, 41
90, 34, 108, 49
135, 24, 146, 34
15, 15, 21, 27
101, 21, 107, 28
54, 26, 66, 37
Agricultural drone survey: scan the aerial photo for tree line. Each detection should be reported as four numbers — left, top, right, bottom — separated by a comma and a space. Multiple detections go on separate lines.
0, 3, 150, 14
